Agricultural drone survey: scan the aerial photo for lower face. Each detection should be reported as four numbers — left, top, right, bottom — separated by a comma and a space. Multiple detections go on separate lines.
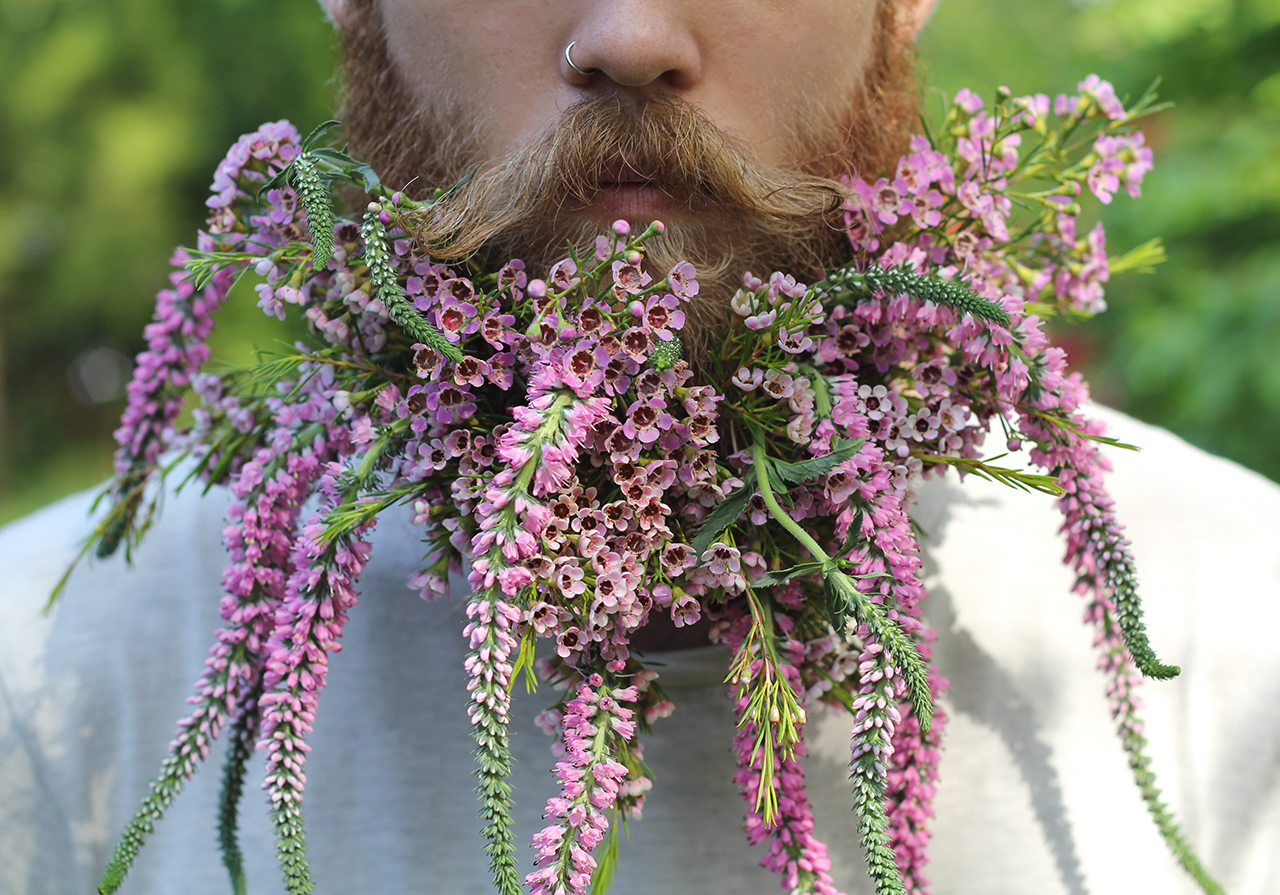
374, 0, 883, 231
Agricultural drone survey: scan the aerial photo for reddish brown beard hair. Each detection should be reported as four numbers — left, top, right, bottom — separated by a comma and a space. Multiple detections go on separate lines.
337, 0, 918, 343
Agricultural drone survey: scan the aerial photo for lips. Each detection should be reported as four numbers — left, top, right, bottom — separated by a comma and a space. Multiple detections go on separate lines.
589, 182, 677, 222
587, 164, 685, 222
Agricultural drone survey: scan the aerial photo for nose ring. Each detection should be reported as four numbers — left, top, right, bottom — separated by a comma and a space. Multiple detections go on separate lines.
565, 41, 598, 76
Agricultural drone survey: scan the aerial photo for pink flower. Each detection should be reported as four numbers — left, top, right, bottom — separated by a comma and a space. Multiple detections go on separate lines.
1078, 73, 1127, 120
666, 261, 699, 298
954, 87, 984, 114
643, 294, 686, 341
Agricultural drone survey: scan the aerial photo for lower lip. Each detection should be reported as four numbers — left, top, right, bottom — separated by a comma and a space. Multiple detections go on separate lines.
588, 183, 685, 224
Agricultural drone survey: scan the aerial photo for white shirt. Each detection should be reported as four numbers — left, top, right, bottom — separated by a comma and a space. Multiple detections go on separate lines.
2, 406, 1278, 895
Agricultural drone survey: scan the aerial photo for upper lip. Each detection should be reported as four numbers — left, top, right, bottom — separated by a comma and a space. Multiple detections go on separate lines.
597, 161, 655, 186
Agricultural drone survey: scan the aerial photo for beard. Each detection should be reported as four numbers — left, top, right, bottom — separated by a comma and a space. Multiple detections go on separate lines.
337, 0, 918, 348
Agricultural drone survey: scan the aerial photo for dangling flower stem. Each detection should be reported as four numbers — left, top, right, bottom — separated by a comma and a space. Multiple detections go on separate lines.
749, 436, 933, 731
217, 689, 260, 895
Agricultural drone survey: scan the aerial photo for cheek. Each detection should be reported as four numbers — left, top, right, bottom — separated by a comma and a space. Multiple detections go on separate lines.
697, 0, 879, 167
377, 0, 573, 158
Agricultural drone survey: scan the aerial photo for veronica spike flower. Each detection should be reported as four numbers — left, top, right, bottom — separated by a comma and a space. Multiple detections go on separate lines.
1059, 463, 1224, 895
94, 249, 237, 562
258, 466, 375, 895
97, 394, 335, 894
527, 677, 640, 895
465, 375, 614, 893
848, 629, 909, 895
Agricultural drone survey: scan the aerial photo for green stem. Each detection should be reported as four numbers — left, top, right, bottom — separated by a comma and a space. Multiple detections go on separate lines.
217, 694, 259, 895
751, 439, 831, 564
750, 434, 933, 734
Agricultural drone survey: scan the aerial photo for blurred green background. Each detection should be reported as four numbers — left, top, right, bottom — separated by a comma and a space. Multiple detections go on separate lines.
0, 0, 1277, 525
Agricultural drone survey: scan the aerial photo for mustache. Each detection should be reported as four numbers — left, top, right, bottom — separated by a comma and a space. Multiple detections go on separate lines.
405, 93, 849, 262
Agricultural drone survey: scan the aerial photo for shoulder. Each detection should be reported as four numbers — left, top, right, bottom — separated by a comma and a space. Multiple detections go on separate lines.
0, 482, 235, 892
1089, 403, 1280, 526
0, 481, 234, 680
912, 405, 1280, 894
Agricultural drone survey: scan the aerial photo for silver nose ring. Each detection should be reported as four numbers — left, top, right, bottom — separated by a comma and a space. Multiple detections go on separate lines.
565, 41, 598, 76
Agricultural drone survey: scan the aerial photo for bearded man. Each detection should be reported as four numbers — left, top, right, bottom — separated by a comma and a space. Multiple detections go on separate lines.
2, 2, 1280, 894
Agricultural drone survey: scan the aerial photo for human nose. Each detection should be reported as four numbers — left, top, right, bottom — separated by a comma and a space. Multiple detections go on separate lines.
563, 1, 702, 92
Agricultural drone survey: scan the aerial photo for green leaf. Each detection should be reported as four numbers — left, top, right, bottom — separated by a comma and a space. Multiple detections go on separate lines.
1087, 434, 1141, 452
689, 471, 757, 561
822, 574, 850, 635
300, 119, 341, 152
258, 165, 293, 198
769, 437, 866, 486
310, 146, 381, 192
834, 508, 867, 559
752, 561, 826, 589
590, 814, 621, 895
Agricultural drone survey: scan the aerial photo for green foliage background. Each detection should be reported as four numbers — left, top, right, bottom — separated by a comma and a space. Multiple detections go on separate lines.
1, 0, 1276, 525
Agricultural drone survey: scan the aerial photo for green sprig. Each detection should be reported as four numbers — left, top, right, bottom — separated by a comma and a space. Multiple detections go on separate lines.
691, 438, 865, 562
590, 811, 622, 895
183, 247, 262, 292
508, 624, 539, 694
725, 582, 808, 825
748, 437, 933, 734
917, 452, 1065, 495
292, 153, 335, 270
817, 264, 1012, 327
359, 205, 462, 361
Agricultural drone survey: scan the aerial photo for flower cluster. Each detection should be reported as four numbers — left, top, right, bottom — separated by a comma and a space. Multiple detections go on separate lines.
84, 78, 1222, 895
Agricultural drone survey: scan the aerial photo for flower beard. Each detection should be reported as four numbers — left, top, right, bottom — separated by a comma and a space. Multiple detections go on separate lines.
337, 0, 919, 355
